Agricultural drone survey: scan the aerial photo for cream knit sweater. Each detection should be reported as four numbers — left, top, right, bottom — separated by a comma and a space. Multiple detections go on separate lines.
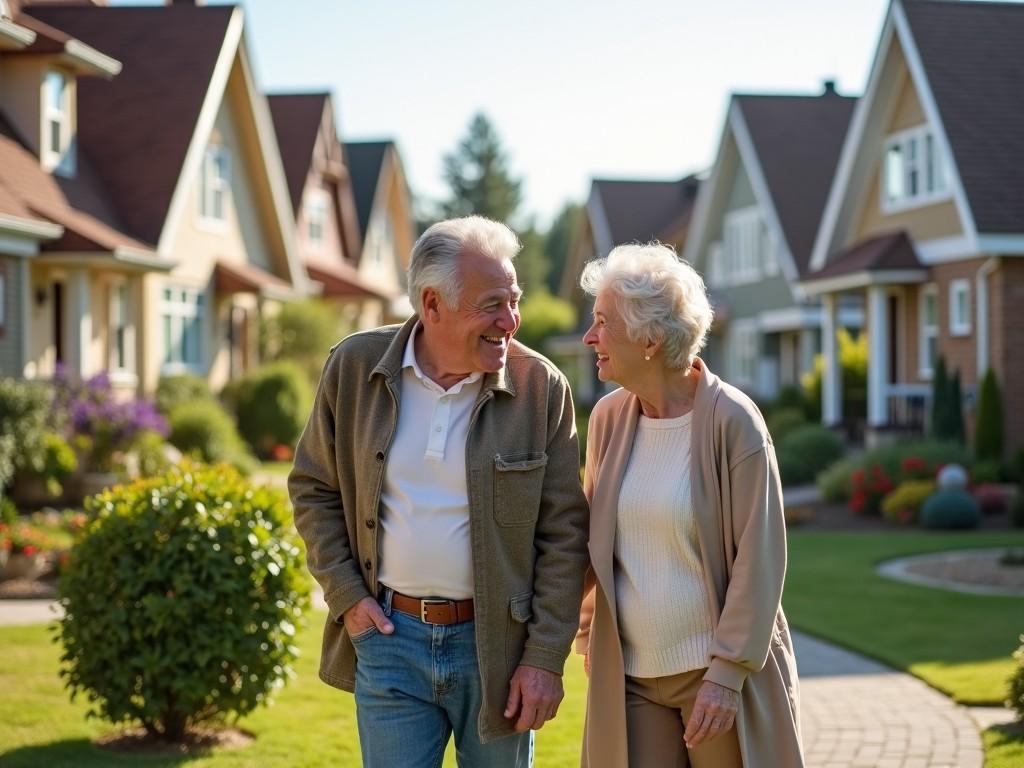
613, 411, 714, 678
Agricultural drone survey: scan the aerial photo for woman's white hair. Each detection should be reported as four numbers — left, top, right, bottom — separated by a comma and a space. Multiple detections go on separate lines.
580, 242, 713, 370
407, 216, 521, 313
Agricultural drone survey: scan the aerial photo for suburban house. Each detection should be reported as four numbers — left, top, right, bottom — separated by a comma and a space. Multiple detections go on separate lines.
0, 0, 311, 395
682, 85, 858, 402
267, 91, 397, 333
345, 140, 416, 325
557, 176, 700, 404
800, 0, 1024, 453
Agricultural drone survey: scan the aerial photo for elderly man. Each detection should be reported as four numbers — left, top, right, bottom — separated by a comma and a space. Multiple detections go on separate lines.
288, 215, 589, 767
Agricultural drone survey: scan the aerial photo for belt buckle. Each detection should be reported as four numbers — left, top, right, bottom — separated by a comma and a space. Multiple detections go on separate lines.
420, 599, 448, 624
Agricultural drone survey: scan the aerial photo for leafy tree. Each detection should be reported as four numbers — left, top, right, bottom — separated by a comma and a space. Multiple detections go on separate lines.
543, 202, 582, 295
516, 290, 577, 353
441, 113, 522, 222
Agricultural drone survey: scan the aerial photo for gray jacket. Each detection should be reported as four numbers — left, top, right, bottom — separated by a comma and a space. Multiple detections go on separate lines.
288, 317, 589, 742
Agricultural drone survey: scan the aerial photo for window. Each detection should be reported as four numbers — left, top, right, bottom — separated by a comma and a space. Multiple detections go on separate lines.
949, 279, 971, 336
729, 320, 758, 387
161, 286, 205, 369
882, 125, 948, 211
919, 284, 937, 377
109, 282, 133, 371
722, 206, 763, 285
199, 145, 231, 223
306, 192, 328, 248
42, 70, 75, 175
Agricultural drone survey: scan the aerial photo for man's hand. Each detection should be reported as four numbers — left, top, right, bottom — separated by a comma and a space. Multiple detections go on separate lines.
684, 680, 739, 748
341, 596, 394, 636
583, 652, 591, 678
504, 665, 564, 732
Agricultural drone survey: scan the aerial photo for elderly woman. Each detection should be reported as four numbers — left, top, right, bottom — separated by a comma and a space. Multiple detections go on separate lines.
575, 243, 803, 768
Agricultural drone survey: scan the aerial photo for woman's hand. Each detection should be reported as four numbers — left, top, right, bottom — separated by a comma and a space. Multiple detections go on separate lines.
684, 680, 739, 748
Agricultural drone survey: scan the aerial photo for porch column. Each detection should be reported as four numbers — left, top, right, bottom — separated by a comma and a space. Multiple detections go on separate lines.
799, 326, 817, 380
976, 258, 997, 376
821, 293, 842, 426
67, 268, 92, 378
18, 260, 31, 378
867, 285, 889, 427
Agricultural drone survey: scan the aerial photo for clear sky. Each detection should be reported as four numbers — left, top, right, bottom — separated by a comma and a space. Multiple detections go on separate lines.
118, 0, 891, 225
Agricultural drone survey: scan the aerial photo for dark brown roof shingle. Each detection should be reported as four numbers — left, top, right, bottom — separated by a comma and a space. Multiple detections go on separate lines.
592, 176, 700, 248
267, 92, 328, 214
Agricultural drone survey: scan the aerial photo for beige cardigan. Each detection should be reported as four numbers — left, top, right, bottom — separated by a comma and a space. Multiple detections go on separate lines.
576, 359, 803, 767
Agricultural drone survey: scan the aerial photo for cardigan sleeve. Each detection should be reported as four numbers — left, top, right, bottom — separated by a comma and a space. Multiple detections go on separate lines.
703, 441, 787, 692
574, 400, 607, 655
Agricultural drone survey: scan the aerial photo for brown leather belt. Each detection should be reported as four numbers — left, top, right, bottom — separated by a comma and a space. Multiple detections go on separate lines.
390, 591, 475, 625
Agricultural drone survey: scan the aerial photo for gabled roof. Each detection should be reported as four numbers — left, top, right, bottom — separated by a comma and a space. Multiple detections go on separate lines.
24, 4, 236, 247
901, 0, 1024, 235
267, 92, 329, 213
735, 92, 855, 275
590, 177, 700, 253
346, 140, 391, 244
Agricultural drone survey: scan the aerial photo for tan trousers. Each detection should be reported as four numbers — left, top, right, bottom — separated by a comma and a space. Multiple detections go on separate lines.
625, 669, 743, 768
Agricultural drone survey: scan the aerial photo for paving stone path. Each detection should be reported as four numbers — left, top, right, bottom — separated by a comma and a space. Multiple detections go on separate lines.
0, 600, 1003, 767
795, 631, 984, 768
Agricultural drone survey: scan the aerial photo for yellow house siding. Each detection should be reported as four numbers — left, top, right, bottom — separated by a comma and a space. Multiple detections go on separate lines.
855, 161, 963, 243
2, 57, 44, 156
889, 70, 925, 133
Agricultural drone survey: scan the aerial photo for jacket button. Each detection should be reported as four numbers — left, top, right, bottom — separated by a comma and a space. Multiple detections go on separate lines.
365, 519, 375, 529
363, 559, 372, 571
375, 451, 384, 462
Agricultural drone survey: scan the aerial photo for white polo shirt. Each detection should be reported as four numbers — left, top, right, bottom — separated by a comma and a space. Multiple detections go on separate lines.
377, 325, 483, 599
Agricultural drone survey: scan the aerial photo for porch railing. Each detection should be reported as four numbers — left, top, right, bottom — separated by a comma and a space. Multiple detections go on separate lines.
885, 383, 931, 433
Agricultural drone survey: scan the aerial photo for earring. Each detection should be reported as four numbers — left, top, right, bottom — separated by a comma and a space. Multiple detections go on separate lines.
644, 354, 651, 361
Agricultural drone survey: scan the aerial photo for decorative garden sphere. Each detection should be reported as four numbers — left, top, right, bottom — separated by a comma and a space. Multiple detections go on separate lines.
936, 463, 968, 491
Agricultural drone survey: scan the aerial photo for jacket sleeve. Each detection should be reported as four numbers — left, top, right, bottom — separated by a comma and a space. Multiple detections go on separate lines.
518, 374, 590, 675
287, 349, 371, 623
703, 440, 787, 693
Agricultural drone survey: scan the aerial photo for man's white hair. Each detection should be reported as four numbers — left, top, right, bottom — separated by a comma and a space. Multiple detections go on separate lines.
407, 216, 521, 313
580, 242, 713, 370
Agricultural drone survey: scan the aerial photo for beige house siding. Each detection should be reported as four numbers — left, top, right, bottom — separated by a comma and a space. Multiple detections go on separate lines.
2, 57, 45, 156
889, 70, 925, 133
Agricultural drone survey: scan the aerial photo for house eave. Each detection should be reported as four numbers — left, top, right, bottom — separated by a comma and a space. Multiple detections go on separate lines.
801, 269, 929, 295
63, 38, 122, 78
0, 17, 36, 49
0, 213, 64, 240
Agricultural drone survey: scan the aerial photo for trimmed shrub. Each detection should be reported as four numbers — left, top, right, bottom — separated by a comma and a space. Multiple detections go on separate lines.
130, 429, 175, 479
226, 362, 312, 458
168, 400, 256, 475
0, 378, 54, 493
766, 408, 807, 445
920, 488, 981, 529
974, 368, 1004, 462
973, 484, 1009, 516
516, 290, 577, 353
1010, 635, 1024, 722
801, 328, 867, 427
971, 460, 1003, 486
881, 480, 936, 525
56, 462, 310, 741
776, 425, 844, 486
155, 374, 212, 417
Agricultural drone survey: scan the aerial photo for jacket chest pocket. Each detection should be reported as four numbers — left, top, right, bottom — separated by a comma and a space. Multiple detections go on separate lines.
493, 452, 548, 527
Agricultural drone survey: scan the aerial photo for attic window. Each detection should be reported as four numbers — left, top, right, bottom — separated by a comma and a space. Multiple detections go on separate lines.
42, 70, 75, 176
306, 191, 329, 248
199, 145, 231, 223
882, 125, 949, 212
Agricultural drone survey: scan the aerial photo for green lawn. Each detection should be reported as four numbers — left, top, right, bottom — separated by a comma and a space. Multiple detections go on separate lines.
785, 530, 1024, 768
0, 616, 588, 767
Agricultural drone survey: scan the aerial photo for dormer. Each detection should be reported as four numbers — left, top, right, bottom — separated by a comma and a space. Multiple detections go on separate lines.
0, 3, 119, 177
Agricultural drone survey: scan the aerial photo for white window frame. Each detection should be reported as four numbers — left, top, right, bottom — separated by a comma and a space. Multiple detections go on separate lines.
199, 145, 231, 226
42, 70, 75, 176
918, 283, 938, 378
305, 189, 329, 249
881, 124, 950, 214
108, 280, 135, 375
160, 285, 205, 373
729, 319, 759, 389
949, 278, 971, 337
723, 206, 762, 286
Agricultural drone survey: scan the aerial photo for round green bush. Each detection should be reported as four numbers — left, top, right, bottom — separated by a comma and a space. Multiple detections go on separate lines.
920, 488, 981, 530
776, 424, 844, 486
56, 462, 310, 740
155, 374, 213, 417
766, 408, 807, 444
1009, 635, 1024, 722
168, 400, 256, 475
228, 362, 312, 458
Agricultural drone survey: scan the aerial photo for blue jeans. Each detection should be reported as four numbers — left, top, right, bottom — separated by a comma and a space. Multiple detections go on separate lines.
352, 590, 534, 768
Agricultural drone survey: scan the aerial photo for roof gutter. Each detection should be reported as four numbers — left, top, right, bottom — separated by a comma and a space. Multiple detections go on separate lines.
63, 38, 122, 78
0, 17, 35, 48
0, 213, 64, 240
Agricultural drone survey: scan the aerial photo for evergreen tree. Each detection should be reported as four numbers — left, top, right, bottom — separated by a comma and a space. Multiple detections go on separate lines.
543, 202, 582, 295
440, 113, 522, 222
515, 222, 549, 295
974, 368, 1004, 461
929, 356, 949, 439
948, 368, 965, 444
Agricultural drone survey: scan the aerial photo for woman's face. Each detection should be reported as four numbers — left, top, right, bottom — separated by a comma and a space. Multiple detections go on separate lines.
582, 288, 647, 385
